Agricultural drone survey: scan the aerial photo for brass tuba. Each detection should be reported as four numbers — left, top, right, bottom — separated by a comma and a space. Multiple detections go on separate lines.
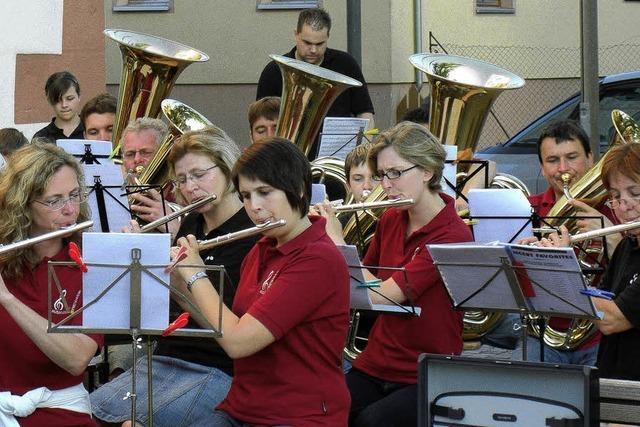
529, 109, 640, 349
411, 53, 526, 341
104, 29, 209, 155
271, 54, 362, 156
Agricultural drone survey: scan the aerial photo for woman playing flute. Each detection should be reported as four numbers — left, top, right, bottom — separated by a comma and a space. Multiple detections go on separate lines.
0, 143, 101, 426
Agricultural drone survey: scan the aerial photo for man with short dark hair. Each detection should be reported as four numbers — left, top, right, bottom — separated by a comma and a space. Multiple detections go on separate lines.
256, 7, 375, 156
80, 93, 116, 141
520, 119, 619, 365
248, 96, 280, 144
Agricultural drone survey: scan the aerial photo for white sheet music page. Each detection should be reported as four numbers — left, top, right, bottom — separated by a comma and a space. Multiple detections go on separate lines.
441, 146, 458, 199
469, 188, 533, 243
317, 117, 370, 159
56, 139, 131, 232
427, 243, 521, 311
505, 244, 595, 318
82, 232, 171, 330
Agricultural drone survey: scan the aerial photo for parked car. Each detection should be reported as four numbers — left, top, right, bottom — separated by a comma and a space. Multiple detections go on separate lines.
476, 71, 640, 194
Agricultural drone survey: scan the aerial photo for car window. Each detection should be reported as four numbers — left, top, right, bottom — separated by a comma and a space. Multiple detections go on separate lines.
505, 98, 578, 150
598, 85, 640, 152
506, 79, 640, 154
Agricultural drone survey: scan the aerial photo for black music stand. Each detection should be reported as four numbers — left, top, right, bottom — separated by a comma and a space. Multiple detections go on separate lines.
46, 235, 226, 427
443, 159, 491, 203
427, 243, 599, 361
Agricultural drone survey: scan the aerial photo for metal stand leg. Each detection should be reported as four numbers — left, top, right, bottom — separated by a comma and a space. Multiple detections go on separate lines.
147, 338, 154, 427
129, 329, 139, 425
520, 314, 528, 361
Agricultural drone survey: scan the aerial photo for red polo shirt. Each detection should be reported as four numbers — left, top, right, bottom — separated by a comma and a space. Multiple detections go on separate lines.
529, 187, 617, 351
0, 245, 102, 427
217, 216, 351, 427
353, 194, 473, 384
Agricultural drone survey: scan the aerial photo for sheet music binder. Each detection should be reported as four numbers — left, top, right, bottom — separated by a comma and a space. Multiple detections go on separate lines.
427, 243, 599, 320
338, 244, 421, 315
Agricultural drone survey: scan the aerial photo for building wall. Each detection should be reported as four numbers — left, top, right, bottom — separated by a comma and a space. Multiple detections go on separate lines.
1, 0, 105, 139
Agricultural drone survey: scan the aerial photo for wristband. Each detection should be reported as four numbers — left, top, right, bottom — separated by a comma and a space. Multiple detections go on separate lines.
186, 271, 208, 293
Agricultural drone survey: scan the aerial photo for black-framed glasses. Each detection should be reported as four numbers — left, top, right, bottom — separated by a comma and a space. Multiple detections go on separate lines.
372, 165, 419, 182
173, 165, 219, 188
604, 197, 640, 209
33, 191, 87, 211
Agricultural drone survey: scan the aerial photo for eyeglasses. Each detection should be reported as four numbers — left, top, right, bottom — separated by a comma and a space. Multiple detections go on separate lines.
173, 165, 219, 188
372, 165, 419, 182
605, 197, 640, 209
34, 191, 87, 211
122, 149, 155, 160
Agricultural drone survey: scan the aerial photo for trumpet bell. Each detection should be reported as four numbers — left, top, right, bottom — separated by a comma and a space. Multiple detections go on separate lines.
105, 29, 209, 154
272, 54, 362, 157
409, 53, 524, 161
611, 109, 640, 146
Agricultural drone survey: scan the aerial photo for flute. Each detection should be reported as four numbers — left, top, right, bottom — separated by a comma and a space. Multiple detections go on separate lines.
0, 221, 94, 258
197, 219, 286, 251
140, 194, 217, 232
333, 198, 414, 213
570, 220, 640, 244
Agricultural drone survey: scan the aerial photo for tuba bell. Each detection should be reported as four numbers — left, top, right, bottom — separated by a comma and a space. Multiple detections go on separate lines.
528, 109, 640, 349
105, 29, 209, 155
411, 53, 526, 342
271, 54, 362, 156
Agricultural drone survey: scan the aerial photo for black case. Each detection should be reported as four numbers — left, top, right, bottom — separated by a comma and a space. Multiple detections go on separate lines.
418, 354, 599, 427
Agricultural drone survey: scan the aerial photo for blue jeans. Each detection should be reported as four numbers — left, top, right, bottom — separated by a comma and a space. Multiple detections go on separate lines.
512, 336, 598, 365
192, 410, 292, 427
90, 355, 232, 427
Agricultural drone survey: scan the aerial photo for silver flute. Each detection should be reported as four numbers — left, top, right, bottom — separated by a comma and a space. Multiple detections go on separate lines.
0, 221, 94, 258
333, 198, 415, 213
197, 219, 287, 251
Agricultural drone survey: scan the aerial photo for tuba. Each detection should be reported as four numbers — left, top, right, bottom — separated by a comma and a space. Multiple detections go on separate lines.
104, 29, 209, 155
271, 54, 363, 202
411, 53, 526, 342
528, 109, 640, 349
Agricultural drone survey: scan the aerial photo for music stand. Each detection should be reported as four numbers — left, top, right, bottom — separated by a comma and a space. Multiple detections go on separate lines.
427, 243, 599, 361
317, 116, 372, 159
46, 233, 226, 427
442, 159, 491, 203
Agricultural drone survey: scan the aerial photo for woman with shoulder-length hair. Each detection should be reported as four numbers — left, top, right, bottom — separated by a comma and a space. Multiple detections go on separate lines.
0, 142, 102, 426
318, 121, 474, 427
173, 138, 351, 426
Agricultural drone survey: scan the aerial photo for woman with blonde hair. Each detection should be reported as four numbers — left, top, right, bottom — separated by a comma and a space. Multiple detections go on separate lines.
318, 121, 474, 426
0, 142, 101, 426
91, 129, 260, 427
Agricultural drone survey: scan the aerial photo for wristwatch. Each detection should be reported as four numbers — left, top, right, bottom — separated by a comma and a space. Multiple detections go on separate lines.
186, 271, 208, 293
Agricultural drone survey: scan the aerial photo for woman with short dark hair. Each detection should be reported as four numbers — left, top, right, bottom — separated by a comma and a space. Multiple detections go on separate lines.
174, 138, 351, 426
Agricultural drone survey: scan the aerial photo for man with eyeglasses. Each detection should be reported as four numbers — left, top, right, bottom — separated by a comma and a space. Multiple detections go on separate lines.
510, 119, 620, 366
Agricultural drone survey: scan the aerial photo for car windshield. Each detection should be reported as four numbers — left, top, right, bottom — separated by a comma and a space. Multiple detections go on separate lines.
505, 81, 640, 154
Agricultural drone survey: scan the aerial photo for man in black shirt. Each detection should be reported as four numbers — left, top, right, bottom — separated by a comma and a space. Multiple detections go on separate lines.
256, 8, 375, 152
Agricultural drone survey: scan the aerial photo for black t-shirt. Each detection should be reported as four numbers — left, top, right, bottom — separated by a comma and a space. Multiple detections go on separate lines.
32, 118, 84, 142
256, 47, 375, 118
154, 208, 259, 375
597, 236, 640, 380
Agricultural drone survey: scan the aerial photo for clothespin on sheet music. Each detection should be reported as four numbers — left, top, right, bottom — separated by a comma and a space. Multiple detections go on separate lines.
68, 242, 88, 272
165, 246, 188, 273
162, 312, 190, 337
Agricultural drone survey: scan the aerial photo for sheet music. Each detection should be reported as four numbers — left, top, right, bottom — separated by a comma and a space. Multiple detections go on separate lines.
427, 242, 597, 319
427, 244, 522, 311
82, 233, 171, 330
0, 153, 6, 170
311, 183, 327, 204
337, 244, 421, 314
317, 117, 370, 160
506, 244, 594, 317
441, 146, 458, 198
57, 139, 113, 156
469, 188, 533, 243
56, 139, 131, 232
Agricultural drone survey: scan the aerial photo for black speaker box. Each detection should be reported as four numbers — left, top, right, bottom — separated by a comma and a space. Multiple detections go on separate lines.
418, 354, 599, 427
